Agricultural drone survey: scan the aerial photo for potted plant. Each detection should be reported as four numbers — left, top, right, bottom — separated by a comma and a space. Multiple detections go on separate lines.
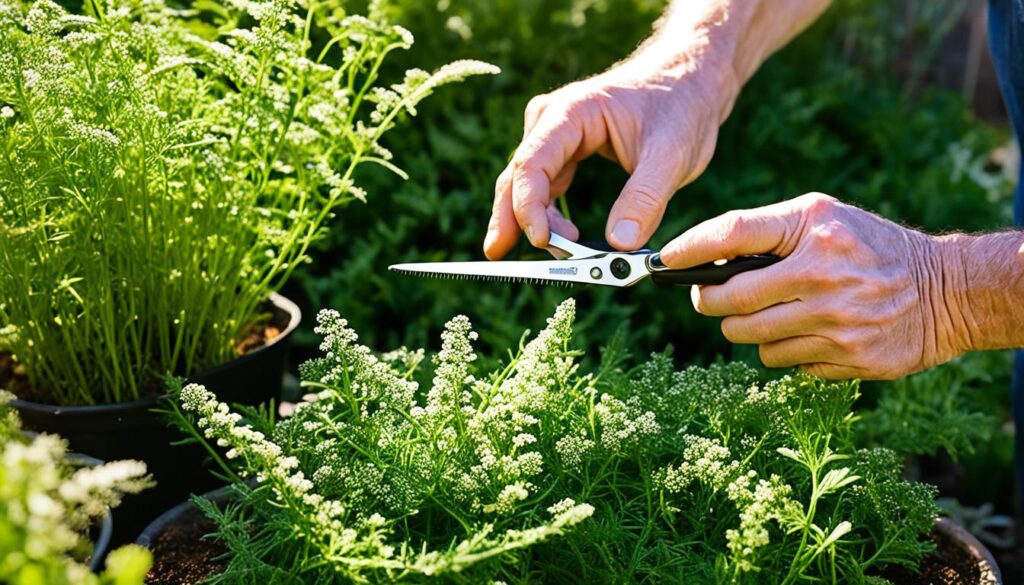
0, 0, 497, 537
136, 299, 998, 584
0, 390, 153, 584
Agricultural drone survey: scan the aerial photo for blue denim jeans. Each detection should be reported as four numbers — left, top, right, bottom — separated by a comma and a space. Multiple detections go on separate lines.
989, 0, 1024, 509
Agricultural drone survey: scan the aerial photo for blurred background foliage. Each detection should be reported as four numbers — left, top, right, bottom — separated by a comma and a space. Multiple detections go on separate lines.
286, 0, 1016, 367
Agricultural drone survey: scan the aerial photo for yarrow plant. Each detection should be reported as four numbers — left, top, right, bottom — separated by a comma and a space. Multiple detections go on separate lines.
0, 0, 498, 404
171, 299, 940, 584
0, 390, 153, 584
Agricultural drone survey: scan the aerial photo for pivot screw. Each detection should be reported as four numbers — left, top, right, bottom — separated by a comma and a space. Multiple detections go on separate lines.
590, 267, 603, 279
610, 258, 631, 279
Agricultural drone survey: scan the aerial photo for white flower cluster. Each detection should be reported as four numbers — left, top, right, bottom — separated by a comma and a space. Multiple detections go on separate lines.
426, 314, 477, 420
594, 393, 659, 453
0, 395, 152, 583
450, 300, 581, 509
655, 435, 740, 494
724, 471, 800, 573
177, 300, 606, 580
554, 433, 595, 471
59, 459, 152, 526
308, 309, 419, 434
181, 383, 405, 569
484, 481, 531, 515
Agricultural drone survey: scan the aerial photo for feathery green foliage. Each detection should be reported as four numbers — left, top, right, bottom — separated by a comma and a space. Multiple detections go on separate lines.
172, 300, 939, 584
859, 353, 999, 460
0, 0, 497, 404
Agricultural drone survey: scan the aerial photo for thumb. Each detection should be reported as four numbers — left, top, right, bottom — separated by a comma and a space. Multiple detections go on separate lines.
605, 159, 680, 250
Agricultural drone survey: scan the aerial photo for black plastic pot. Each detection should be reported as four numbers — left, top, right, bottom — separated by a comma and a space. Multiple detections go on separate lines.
136, 485, 236, 585
10, 293, 301, 545
933, 517, 1003, 585
135, 485, 234, 549
89, 514, 114, 573
70, 453, 114, 573
879, 517, 1002, 585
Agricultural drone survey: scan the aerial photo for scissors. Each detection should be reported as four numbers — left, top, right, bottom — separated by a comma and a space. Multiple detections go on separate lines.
389, 233, 779, 287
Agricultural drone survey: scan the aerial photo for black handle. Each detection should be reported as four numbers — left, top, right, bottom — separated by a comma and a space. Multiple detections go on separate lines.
648, 254, 781, 286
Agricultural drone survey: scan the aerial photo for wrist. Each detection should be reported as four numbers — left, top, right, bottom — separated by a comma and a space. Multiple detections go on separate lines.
619, 35, 741, 125
932, 231, 1024, 353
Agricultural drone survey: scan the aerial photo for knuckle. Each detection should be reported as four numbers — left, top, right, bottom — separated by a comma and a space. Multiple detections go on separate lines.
730, 288, 759, 314
750, 318, 778, 342
833, 330, 865, 355
511, 144, 539, 168
719, 211, 748, 244
525, 95, 548, 117
802, 363, 827, 378
511, 148, 549, 178
626, 184, 665, 214
801, 191, 839, 210
560, 96, 594, 122
808, 220, 858, 254
724, 316, 770, 343
801, 193, 842, 223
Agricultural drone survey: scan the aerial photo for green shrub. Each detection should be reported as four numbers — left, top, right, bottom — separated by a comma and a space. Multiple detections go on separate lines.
0, 0, 496, 404
171, 300, 939, 584
293, 0, 1014, 364
0, 390, 153, 584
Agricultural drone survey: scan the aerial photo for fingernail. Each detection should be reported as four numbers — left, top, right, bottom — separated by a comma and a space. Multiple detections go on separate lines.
483, 228, 497, 252
611, 220, 639, 248
525, 224, 537, 246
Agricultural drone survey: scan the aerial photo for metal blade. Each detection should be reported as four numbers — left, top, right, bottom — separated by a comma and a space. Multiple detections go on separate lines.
389, 260, 582, 286
389, 254, 652, 288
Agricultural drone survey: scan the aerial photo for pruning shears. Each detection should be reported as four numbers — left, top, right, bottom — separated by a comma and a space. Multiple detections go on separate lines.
389, 232, 780, 287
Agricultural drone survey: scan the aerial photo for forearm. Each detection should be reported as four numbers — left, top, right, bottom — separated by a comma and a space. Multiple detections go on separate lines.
627, 0, 832, 121
937, 231, 1024, 352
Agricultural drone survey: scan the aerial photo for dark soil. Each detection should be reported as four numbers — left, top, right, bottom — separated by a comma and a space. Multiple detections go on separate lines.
0, 301, 287, 405
883, 528, 991, 585
147, 520, 993, 585
146, 505, 226, 585
913, 454, 1020, 584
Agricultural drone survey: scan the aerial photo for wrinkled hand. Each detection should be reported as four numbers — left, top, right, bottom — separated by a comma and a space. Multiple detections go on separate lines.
660, 193, 969, 380
484, 62, 731, 259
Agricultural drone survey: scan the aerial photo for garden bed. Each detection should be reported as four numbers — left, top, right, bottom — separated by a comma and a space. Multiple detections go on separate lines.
140, 490, 1001, 585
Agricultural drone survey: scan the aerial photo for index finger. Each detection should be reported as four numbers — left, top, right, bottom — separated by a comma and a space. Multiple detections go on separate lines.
511, 104, 601, 248
659, 203, 801, 269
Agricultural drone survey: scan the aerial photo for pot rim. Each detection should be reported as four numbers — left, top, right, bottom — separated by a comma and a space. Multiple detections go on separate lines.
9, 292, 301, 414
135, 484, 236, 548
933, 517, 1002, 585
64, 453, 114, 573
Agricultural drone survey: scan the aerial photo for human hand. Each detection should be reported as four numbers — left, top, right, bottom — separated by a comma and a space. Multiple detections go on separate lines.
483, 58, 736, 259
659, 193, 971, 380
